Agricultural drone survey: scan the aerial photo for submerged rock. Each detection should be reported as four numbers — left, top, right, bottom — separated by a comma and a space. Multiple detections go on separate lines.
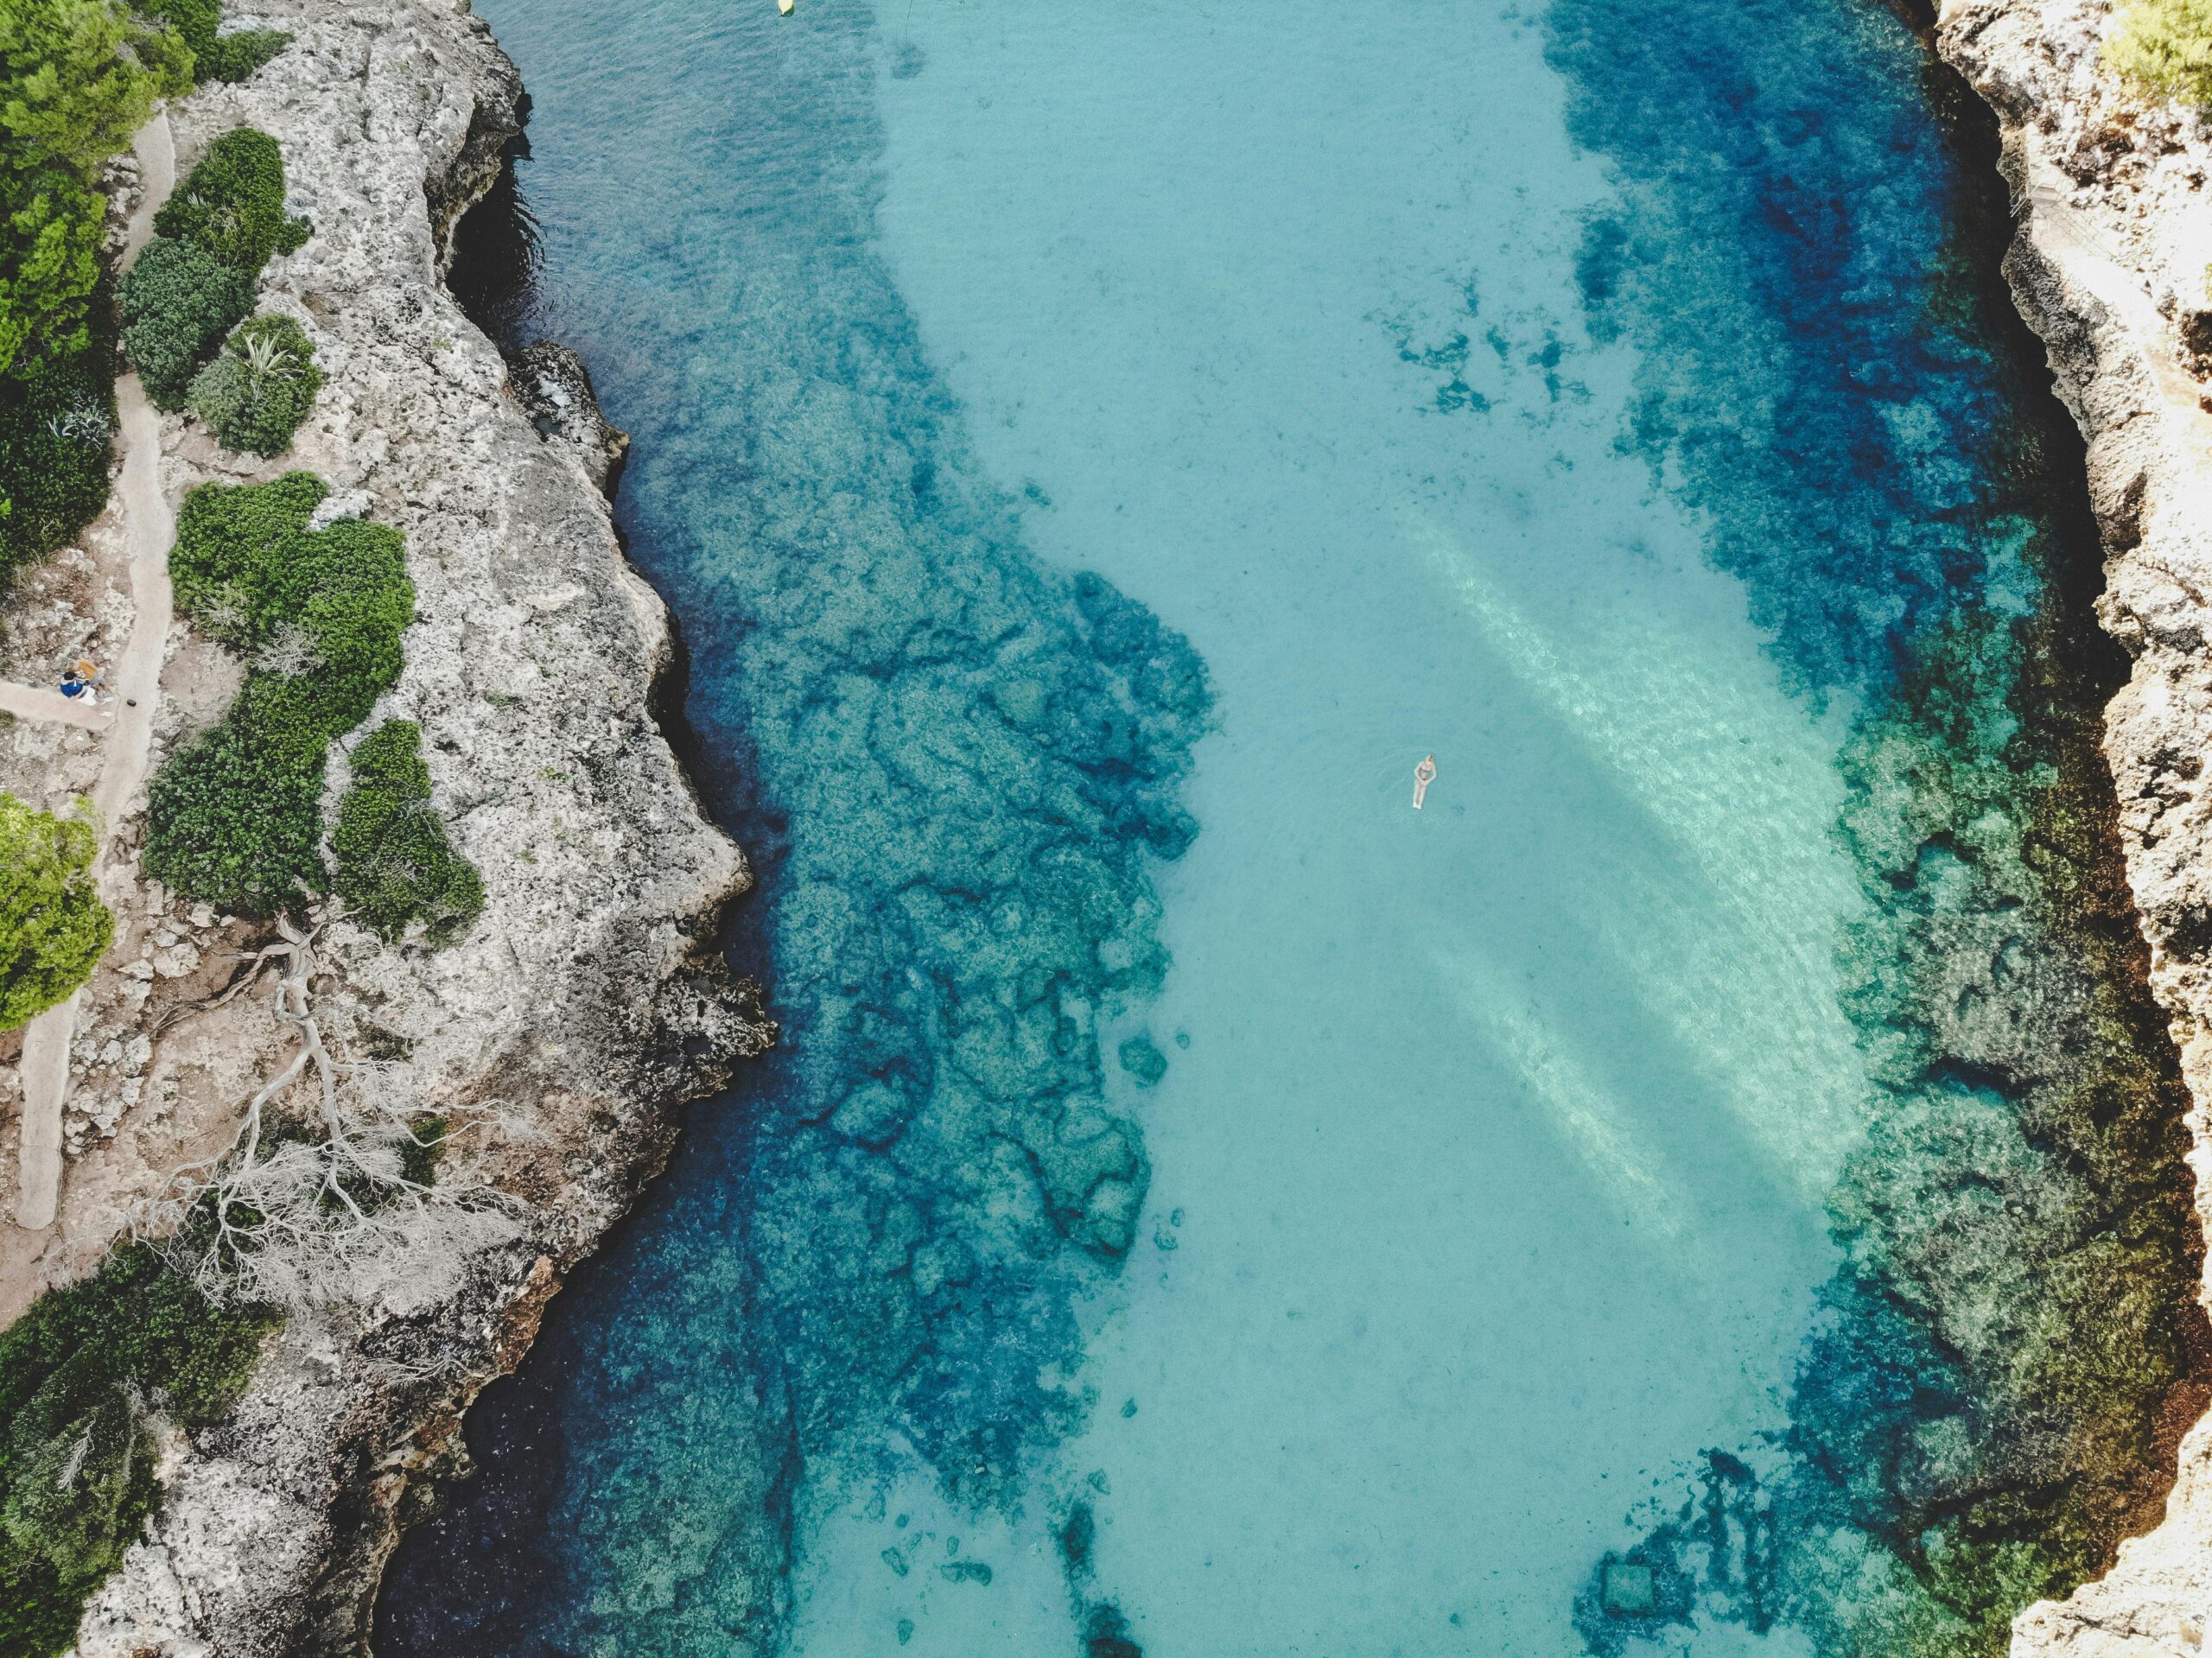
511, 340, 630, 497
1936, 0, 2212, 1648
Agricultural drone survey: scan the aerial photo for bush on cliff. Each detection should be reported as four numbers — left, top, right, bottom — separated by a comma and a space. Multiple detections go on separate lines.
0, 1245, 274, 1658
0, 0, 189, 588
2109, 0, 2212, 102
116, 235, 253, 410
146, 474, 418, 915
134, 0, 292, 83
0, 343, 114, 583
0, 793, 112, 1031
333, 721, 485, 947
195, 27, 289, 81
189, 313, 320, 454
152, 126, 308, 276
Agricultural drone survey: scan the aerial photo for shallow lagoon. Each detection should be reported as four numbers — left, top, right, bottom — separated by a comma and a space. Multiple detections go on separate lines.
380, 1, 2199, 1654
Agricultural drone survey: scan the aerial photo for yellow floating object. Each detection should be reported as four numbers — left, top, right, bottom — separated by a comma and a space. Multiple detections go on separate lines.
778, 0, 794, 13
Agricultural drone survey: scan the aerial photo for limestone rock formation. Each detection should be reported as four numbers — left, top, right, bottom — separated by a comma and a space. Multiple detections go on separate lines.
1934, 0, 2212, 1645
512, 341, 631, 497
1, 1, 772, 1652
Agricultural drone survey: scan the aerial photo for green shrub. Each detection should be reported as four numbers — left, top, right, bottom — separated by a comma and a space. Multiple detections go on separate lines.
131, 0, 217, 57
145, 475, 416, 915
0, 344, 115, 587
165, 466, 323, 626
188, 314, 319, 454
152, 127, 307, 276
132, 0, 289, 82
334, 721, 485, 946
116, 235, 252, 410
0, 794, 112, 1031
145, 718, 328, 915
0, 0, 188, 381
2109, 0, 2212, 101
0, 1244, 274, 1658
195, 28, 289, 81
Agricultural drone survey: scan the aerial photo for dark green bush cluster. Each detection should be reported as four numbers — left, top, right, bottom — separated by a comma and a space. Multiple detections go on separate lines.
0, 1245, 273, 1658
120, 128, 308, 415
0, 346, 116, 584
136, 0, 293, 83
116, 238, 252, 410
152, 128, 308, 275
188, 314, 320, 454
333, 722, 485, 946
146, 473, 416, 914
0, 0, 189, 588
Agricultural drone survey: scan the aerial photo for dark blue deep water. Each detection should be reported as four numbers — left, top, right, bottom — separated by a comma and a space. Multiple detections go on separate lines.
380, 1, 2201, 1654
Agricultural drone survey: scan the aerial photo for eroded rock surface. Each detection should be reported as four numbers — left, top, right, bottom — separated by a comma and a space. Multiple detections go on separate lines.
0, 0, 769, 1651
1934, 0, 2212, 1645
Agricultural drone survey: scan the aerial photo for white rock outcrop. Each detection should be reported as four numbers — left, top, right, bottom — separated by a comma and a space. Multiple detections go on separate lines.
1934, 0, 2212, 1647
27, 1, 772, 1652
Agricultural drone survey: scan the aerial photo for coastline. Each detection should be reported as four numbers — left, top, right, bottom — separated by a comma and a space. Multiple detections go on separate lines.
0, 1, 772, 1652
1932, 0, 2212, 1643
9, 0, 2209, 1651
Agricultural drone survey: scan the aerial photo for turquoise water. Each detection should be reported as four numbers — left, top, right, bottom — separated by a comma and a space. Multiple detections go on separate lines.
379, 1, 2196, 1655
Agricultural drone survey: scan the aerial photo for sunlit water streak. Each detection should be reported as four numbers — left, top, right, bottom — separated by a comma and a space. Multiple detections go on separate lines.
376, 2, 2197, 1655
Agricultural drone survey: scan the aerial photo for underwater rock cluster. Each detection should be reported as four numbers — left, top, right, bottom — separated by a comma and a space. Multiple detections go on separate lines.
1935, 0, 2212, 1647
1551, 0, 2208, 1649
368, 6, 1214, 1645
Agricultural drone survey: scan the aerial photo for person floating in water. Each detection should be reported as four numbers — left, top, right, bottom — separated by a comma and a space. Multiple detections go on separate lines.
1413, 753, 1436, 810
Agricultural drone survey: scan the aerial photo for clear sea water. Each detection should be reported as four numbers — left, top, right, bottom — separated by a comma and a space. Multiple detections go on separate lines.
378, 1, 2197, 1655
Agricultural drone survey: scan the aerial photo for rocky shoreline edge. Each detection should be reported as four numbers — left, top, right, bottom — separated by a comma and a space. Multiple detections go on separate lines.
5, 2, 774, 1653
34, 0, 2212, 1651
1932, 0, 2212, 1644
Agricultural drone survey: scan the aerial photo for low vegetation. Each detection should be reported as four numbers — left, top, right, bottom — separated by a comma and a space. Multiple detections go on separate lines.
151, 127, 308, 276
146, 473, 410, 913
122, 127, 308, 416
2109, 0, 2212, 102
188, 312, 320, 454
0, 1245, 273, 1658
146, 475, 480, 937
137, 0, 292, 84
0, 0, 186, 585
333, 721, 485, 946
116, 236, 252, 410
0, 794, 113, 1031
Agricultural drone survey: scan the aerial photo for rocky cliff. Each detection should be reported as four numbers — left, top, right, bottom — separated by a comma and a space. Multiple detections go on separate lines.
1933, 0, 2212, 1645
0, 0, 771, 1651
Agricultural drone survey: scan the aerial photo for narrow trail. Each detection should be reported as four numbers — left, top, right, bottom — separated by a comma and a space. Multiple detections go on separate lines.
16, 111, 176, 1237
0, 684, 110, 730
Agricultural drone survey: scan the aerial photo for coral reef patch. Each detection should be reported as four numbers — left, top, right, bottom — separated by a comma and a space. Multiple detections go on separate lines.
377, 16, 1208, 1653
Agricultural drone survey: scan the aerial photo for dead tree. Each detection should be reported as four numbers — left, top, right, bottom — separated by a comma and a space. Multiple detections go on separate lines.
137, 911, 517, 1312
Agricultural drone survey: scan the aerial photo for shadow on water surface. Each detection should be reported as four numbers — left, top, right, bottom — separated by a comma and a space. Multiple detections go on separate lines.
375, 0, 2212, 1654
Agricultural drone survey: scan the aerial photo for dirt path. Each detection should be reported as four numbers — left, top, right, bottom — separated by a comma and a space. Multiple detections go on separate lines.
0, 683, 111, 730
16, 112, 176, 1237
